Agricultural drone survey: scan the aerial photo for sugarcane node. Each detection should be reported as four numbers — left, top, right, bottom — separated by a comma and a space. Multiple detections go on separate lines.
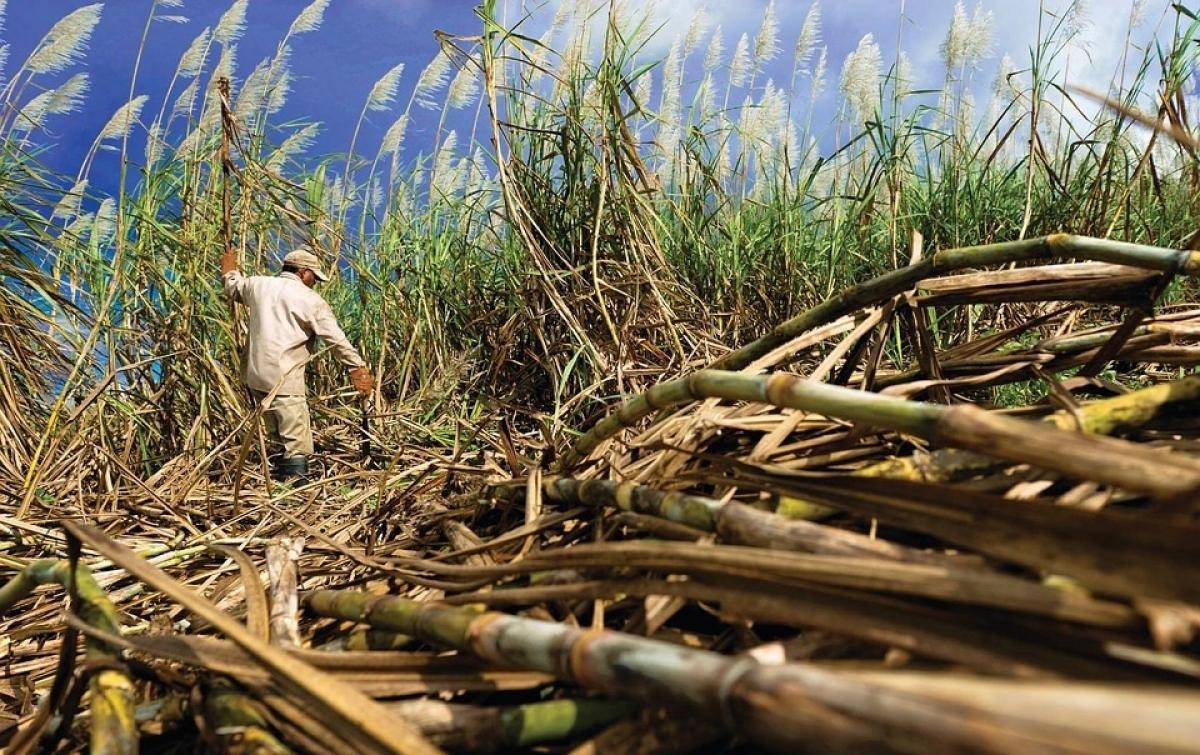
714, 656, 761, 731
465, 611, 510, 663
16, 5, 1200, 752
764, 372, 800, 408
614, 481, 637, 511
1181, 250, 1200, 276
566, 628, 611, 690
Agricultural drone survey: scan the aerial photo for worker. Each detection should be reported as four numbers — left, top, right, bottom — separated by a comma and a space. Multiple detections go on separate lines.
220, 246, 373, 480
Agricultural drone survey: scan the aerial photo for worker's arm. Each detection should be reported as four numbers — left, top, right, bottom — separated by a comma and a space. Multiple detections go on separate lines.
310, 301, 367, 370
220, 250, 247, 302
310, 301, 373, 396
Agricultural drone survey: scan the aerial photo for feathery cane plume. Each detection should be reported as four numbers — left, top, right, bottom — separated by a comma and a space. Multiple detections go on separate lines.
93, 197, 117, 244
13, 72, 90, 131
446, 64, 478, 110
209, 45, 237, 95
730, 33, 751, 87
172, 78, 199, 120
633, 70, 653, 111
1064, 0, 1090, 38
1129, 0, 1147, 27
698, 74, 717, 121
177, 27, 210, 79
739, 93, 757, 150
414, 52, 451, 110
763, 80, 788, 140
840, 33, 881, 122
53, 180, 87, 221
368, 181, 383, 213
97, 94, 148, 142
50, 72, 92, 114
154, 8, 189, 25
811, 46, 827, 99
322, 175, 346, 216
235, 55, 278, 122
684, 6, 710, 56
380, 113, 409, 158
794, 3, 821, 74
896, 50, 913, 94
264, 46, 292, 113
992, 53, 1022, 98
145, 122, 163, 165
942, 1, 993, 74
659, 36, 683, 124
528, 30, 554, 85
716, 117, 732, 181
548, 1, 574, 39
753, 0, 781, 70
288, 0, 330, 37
24, 4, 103, 75
965, 4, 994, 64
267, 123, 319, 171
214, 0, 249, 45
552, 31, 583, 106
431, 129, 461, 200
65, 212, 94, 242
464, 147, 489, 197
655, 124, 680, 183
366, 62, 405, 112
941, 1, 969, 72
704, 25, 724, 71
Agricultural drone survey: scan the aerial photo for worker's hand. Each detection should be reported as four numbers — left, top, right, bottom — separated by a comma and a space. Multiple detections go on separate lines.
220, 250, 237, 275
350, 366, 374, 397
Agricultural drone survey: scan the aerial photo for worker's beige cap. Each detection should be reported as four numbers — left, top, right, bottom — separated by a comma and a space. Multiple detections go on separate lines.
282, 248, 330, 281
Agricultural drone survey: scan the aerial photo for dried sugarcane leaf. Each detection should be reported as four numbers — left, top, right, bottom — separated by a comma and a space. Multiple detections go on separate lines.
724, 471, 1200, 604
443, 577, 1173, 680
59, 521, 441, 755
68, 619, 554, 695
207, 543, 270, 641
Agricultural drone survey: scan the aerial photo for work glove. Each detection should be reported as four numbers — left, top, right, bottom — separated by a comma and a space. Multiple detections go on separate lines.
220, 250, 237, 275
350, 366, 374, 397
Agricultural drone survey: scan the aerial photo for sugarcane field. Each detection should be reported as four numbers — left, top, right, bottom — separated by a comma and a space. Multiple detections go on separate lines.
4, 0, 1200, 752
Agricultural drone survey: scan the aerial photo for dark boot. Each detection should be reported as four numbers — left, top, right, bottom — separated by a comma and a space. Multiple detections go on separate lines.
274, 456, 309, 481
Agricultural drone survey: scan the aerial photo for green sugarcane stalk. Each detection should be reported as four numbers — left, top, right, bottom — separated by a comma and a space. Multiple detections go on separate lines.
568, 235, 1200, 475
544, 477, 721, 531
541, 477, 961, 566
386, 698, 635, 752
499, 698, 633, 749
301, 588, 856, 751
1036, 326, 1154, 354
317, 626, 414, 651
785, 374, 1200, 515
303, 590, 1200, 753
709, 235, 1200, 373
203, 678, 293, 754
0, 559, 136, 755
559, 369, 1200, 503
872, 330, 1169, 391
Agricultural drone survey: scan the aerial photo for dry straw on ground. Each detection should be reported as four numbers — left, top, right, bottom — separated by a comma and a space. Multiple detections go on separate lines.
4, 0, 1200, 751
4, 233, 1200, 753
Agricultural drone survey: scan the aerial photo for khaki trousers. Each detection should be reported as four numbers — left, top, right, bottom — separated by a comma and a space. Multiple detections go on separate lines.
251, 391, 313, 457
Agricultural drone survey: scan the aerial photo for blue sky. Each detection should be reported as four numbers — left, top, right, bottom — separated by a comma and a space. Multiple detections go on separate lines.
5, 0, 1172, 187
8, 0, 483, 179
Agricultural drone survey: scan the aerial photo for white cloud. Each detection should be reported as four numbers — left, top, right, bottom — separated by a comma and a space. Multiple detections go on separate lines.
503, 0, 1180, 136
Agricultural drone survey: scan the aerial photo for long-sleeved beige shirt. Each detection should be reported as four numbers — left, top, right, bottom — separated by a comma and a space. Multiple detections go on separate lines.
223, 270, 365, 395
